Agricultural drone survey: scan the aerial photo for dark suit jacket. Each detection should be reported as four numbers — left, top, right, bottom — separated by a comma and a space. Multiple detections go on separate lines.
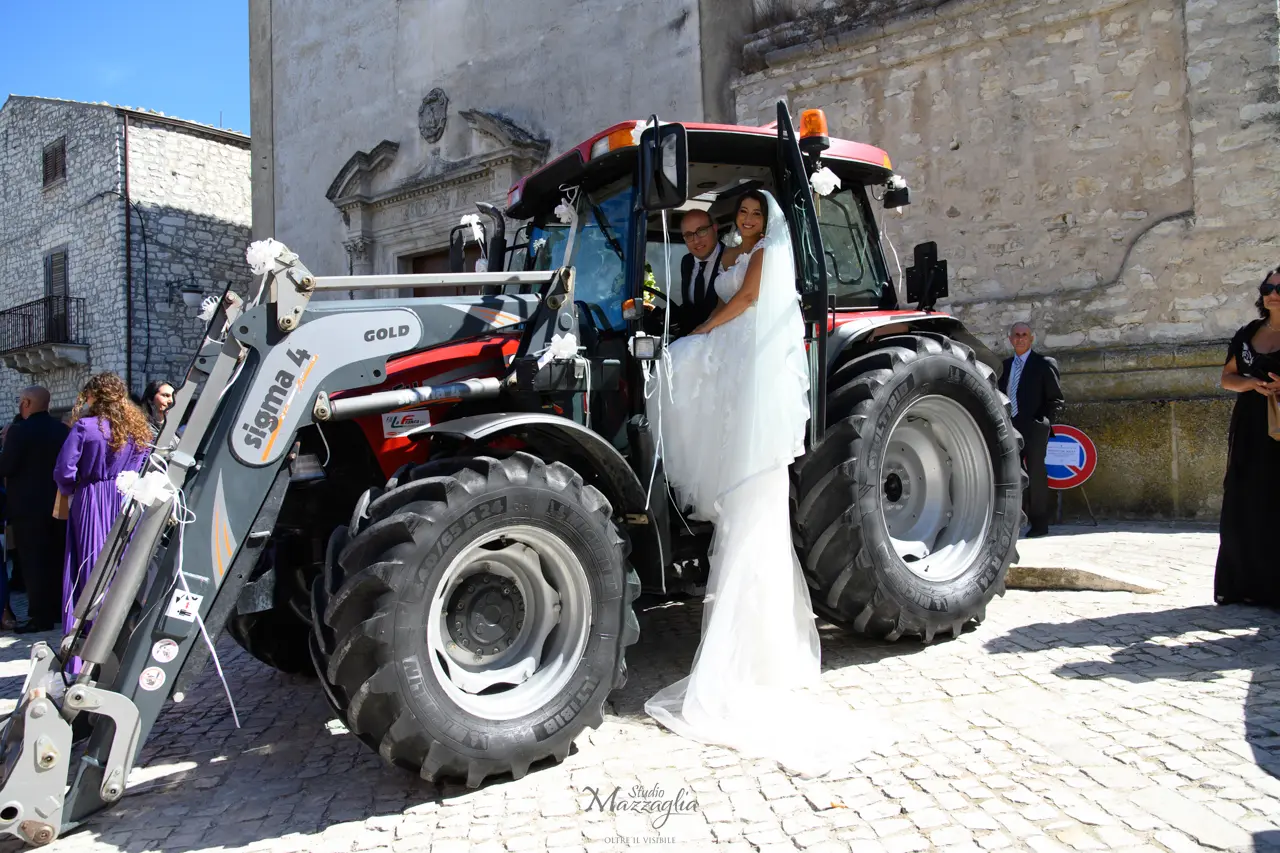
999, 350, 1065, 428
0, 411, 69, 521
677, 244, 725, 332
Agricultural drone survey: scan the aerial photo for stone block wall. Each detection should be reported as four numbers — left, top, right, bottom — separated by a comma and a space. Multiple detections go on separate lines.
0, 97, 127, 413
125, 118, 252, 390
0, 97, 252, 418
733, 0, 1279, 518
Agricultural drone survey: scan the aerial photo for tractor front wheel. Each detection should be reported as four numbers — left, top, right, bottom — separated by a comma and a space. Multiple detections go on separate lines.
311, 452, 639, 787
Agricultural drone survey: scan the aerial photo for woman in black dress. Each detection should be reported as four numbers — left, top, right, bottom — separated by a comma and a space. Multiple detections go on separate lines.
1216, 266, 1280, 606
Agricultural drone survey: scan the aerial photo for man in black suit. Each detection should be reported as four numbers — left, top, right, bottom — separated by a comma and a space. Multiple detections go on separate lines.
674, 209, 724, 335
0, 386, 69, 631
999, 323, 1065, 538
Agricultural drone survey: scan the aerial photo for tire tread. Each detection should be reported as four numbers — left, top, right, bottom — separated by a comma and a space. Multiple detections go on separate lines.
311, 450, 640, 788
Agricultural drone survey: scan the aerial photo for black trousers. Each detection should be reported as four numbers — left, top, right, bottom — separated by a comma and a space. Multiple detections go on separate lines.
12, 514, 65, 626
1016, 418, 1052, 531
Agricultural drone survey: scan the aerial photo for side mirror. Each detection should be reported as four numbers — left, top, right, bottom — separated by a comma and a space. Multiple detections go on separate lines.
884, 186, 910, 209
638, 117, 688, 211
905, 241, 948, 311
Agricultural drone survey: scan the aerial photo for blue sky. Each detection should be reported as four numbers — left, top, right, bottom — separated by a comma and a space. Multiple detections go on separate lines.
0, 2, 249, 133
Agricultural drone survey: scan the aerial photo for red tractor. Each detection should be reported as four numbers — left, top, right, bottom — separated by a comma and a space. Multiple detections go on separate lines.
231, 100, 1022, 775
0, 102, 1020, 845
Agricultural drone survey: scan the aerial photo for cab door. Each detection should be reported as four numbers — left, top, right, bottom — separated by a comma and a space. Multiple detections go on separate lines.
774, 101, 830, 442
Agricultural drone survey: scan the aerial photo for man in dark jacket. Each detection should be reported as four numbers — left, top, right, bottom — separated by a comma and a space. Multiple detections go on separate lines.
999, 323, 1066, 538
0, 386, 69, 631
674, 209, 725, 335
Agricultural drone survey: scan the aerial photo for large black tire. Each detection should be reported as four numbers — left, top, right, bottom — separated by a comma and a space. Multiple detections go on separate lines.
229, 427, 380, 675
226, 599, 312, 673
225, 535, 315, 675
311, 451, 640, 788
792, 332, 1022, 642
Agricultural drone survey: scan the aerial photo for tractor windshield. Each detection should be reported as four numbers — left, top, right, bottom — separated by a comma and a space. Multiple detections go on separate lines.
526, 177, 634, 332
817, 184, 892, 308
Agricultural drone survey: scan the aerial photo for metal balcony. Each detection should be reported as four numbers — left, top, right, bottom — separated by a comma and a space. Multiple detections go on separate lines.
0, 296, 90, 374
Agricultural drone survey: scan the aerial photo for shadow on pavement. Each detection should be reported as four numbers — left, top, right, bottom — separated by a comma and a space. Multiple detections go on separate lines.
985, 603, 1280, 852
1029, 520, 1218, 539
0, 592, 937, 853
0, 641, 537, 852
614, 592, 931, 720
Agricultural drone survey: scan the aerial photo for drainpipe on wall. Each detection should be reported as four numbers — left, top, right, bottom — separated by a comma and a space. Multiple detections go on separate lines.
122, 112, 133, 391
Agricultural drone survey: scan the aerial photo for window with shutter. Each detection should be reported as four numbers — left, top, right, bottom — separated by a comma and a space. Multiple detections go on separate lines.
45, 250, 68, 297
42, 138, 67, 187
43, 249, 70, 344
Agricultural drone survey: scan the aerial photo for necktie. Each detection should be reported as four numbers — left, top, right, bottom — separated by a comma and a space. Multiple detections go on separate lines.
1008, 356, 1024, 418
693, 259, 707, 306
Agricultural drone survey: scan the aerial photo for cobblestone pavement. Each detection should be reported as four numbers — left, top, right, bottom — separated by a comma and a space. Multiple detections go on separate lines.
0, 522, 1276, 853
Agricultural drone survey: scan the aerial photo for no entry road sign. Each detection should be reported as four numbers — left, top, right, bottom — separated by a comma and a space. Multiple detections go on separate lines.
1045, 424, 1097, 490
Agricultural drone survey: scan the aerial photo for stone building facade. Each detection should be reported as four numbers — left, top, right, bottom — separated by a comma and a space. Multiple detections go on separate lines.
250, 0, 1277, 519
733, 0, 1278, 518
249, 0, 756, 278
0, 96, 251, 414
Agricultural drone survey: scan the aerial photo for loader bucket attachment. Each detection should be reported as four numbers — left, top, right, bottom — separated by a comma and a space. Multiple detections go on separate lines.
0, 243, 548, 846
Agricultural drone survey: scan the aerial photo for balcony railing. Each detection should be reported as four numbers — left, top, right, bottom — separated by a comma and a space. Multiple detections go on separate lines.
0, 295, 90, 374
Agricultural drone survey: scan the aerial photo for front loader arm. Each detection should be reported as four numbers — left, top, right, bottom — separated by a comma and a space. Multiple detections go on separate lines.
0, 246, 553, 847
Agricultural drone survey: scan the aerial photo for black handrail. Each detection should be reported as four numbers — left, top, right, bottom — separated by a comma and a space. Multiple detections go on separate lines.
0, 295, 86, 356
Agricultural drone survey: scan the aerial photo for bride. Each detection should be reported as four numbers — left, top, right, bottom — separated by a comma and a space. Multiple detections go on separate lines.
644, 189, 885, 776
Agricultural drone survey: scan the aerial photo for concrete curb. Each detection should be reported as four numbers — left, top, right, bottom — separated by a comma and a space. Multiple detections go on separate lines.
1006, 564, 1166, 594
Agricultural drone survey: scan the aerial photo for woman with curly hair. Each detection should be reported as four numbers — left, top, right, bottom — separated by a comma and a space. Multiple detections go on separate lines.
53, 373, 151, 639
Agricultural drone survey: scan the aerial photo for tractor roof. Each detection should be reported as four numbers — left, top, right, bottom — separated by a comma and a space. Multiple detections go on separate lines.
506, 120, 895, 220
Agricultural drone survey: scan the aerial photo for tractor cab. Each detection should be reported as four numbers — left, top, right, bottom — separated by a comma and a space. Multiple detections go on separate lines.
502, 106, 917, 322
465, 105, 945, 454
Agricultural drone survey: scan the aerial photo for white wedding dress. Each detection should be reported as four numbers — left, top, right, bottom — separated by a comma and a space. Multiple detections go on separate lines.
643, 192, 893, 777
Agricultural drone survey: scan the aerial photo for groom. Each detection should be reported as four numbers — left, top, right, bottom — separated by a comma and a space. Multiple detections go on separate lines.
674, 209, 724, 336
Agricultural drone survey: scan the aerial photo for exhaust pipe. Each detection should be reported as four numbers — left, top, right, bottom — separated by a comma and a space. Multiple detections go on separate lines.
313, 377, 501, 422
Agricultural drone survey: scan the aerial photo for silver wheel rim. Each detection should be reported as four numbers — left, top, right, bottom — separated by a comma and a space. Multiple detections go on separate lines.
879, 394, 994, 582
426, 524, 592, 721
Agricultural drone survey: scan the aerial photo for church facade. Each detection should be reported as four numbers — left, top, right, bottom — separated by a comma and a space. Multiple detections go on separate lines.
249, 0, 754, 281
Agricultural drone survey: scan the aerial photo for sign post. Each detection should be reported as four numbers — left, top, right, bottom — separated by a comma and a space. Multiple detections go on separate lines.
1044, 424, 1098, 525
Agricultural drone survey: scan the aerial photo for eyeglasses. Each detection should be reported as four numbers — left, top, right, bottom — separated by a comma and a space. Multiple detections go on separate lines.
1261, 281, 1280, 296
681, 225, 713, 243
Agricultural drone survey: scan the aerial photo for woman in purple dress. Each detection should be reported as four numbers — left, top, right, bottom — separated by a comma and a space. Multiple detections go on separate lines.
54, 373, 151, 638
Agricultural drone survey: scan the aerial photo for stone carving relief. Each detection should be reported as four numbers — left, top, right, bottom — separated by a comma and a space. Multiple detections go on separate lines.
343, 236, 373, 263
327, 108, 549, 280
418, 88, 449, 143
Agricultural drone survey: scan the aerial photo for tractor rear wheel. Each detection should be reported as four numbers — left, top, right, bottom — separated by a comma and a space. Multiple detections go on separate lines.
792, 332, 1022, 642
311, 451, 640, 787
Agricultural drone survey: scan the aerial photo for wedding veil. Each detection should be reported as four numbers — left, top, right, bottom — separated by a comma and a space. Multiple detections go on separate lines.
712, 187, 811, 510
